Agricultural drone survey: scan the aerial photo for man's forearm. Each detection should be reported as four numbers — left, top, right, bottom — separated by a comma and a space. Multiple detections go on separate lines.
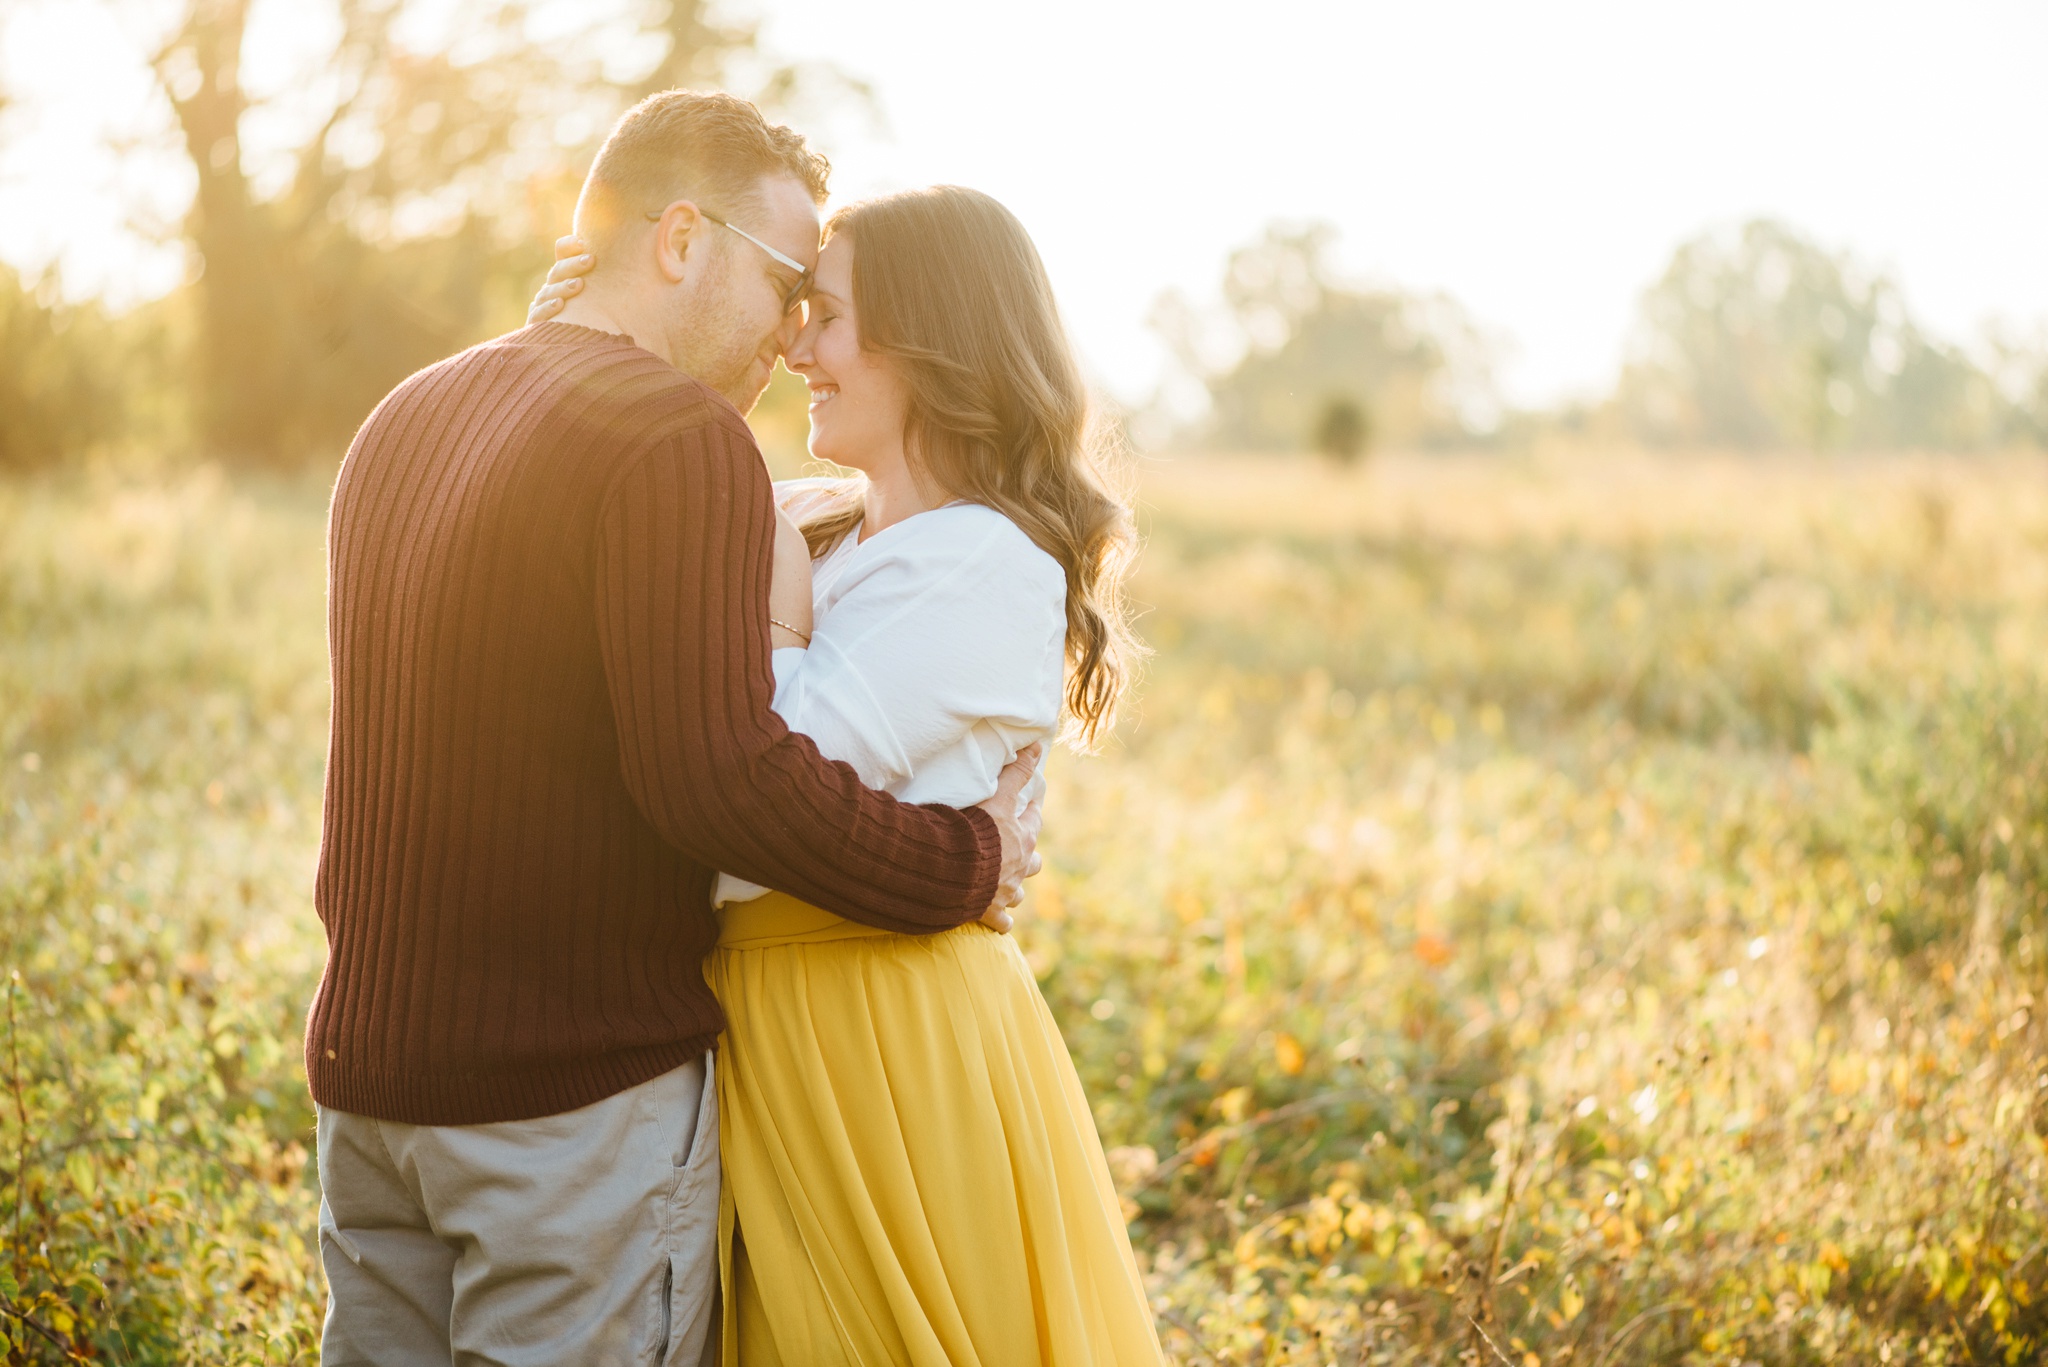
595, 429, 1000, 928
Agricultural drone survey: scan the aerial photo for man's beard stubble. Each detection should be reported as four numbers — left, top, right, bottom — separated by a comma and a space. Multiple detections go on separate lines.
667, 256, 775, 414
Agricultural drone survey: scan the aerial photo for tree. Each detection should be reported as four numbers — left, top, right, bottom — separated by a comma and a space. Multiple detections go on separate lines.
108, 0, 781, 464
1616, 219, 2010, 451
1983, 321, 2048, 449
1311, 395, 1370, 465
1153, 223, 1498, 454
0, 267, 129, 471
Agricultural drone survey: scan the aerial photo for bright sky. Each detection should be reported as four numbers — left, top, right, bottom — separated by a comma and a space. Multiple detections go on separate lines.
4, 0, 2046, 410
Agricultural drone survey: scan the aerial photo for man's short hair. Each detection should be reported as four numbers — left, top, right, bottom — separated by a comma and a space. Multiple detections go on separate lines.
579, 90, 829, 245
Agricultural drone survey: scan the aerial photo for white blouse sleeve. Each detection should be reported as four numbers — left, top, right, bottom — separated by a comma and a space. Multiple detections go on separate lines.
773, 514, 1066, 800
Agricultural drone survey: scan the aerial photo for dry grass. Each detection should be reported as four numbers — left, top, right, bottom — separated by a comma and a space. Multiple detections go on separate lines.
3, 447, 2047, 1361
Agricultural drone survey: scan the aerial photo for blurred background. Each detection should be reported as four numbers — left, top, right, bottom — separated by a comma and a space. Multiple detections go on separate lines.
2, 0, 2045, 470
5, 4, 2048, 1363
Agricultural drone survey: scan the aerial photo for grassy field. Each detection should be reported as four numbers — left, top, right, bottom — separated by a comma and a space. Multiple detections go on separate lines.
3, 448, 2047, 1362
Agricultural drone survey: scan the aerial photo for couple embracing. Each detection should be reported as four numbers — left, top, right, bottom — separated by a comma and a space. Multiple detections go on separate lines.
308, 89, 1165, 1365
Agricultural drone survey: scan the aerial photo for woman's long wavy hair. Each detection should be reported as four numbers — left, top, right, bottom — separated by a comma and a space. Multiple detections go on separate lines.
795, 186, 1142, 748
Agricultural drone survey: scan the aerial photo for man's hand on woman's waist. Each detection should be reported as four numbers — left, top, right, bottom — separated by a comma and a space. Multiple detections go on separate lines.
977, 742, 1045, 933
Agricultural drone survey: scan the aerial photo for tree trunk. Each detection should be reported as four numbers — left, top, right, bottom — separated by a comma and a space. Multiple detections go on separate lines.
157, 0, 282, 463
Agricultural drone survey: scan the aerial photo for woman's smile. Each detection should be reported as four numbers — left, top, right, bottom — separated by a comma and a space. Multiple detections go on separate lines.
785, 236, 919, 474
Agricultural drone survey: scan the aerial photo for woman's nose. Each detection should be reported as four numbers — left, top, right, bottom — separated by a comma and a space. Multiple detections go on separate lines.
785, 325, 817, 370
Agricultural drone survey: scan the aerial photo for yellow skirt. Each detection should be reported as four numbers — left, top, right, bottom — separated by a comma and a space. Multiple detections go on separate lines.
705, 892, 1164, 1367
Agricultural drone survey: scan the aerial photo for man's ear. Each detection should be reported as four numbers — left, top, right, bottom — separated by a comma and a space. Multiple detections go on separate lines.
649, 201, 707, 285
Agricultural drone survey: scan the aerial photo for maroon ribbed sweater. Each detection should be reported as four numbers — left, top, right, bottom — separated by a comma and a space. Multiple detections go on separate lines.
308, 321, 1000, 1125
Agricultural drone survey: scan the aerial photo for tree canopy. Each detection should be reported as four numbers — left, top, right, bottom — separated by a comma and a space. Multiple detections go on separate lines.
0, 0, 837, 470
1154, 218, 2048, 457
1153, 223, 1500, 454
1615, 219, 2025, 451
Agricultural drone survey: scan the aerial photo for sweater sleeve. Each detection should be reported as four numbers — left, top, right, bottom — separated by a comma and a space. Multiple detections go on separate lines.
593, 417, 1001, 933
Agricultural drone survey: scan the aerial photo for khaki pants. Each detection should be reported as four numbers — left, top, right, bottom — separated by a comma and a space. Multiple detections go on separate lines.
317, 1056, 720, 1367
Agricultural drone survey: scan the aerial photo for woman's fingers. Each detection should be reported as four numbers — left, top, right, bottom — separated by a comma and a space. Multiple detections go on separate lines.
525, 278, 583, 325
529, 241, 595, 323
544, 254, 594, 285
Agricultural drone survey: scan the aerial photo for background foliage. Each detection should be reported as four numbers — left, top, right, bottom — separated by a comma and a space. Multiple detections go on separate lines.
5, 2, 2044, 472
1615, 220, 2029, 453
1150, 224, 1501, 456
4, 450, 2047, 1361
1155, 219, 2048, 457
0, 0, 844, 472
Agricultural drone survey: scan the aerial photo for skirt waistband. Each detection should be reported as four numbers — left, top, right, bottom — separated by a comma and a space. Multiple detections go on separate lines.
716, 891, 902, 951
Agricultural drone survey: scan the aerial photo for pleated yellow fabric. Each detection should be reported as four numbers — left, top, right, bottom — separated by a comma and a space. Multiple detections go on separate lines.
706, 891, 1165, 1367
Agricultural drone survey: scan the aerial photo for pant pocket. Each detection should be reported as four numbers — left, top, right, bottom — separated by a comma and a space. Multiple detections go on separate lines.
669, 1051, 719, 1204
321, 1222, 367, 1268
661, 1247, 720, 1367
316, 1180, 379, 1276
644, 1254, 675, 1364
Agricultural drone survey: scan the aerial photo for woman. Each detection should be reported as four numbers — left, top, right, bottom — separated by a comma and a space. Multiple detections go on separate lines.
532, 186, 1161, 1365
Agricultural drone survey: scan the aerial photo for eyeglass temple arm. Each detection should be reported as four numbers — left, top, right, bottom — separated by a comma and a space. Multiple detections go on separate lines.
642, 208, 809, 278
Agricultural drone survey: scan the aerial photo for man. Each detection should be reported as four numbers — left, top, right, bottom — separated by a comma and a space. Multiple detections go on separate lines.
309, 90, 1040, 1365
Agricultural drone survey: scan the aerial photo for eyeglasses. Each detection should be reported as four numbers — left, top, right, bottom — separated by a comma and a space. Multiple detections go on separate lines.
644, 206, 813, 314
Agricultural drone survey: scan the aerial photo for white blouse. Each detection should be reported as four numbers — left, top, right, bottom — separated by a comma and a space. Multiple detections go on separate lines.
714, 482, 1067, 907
